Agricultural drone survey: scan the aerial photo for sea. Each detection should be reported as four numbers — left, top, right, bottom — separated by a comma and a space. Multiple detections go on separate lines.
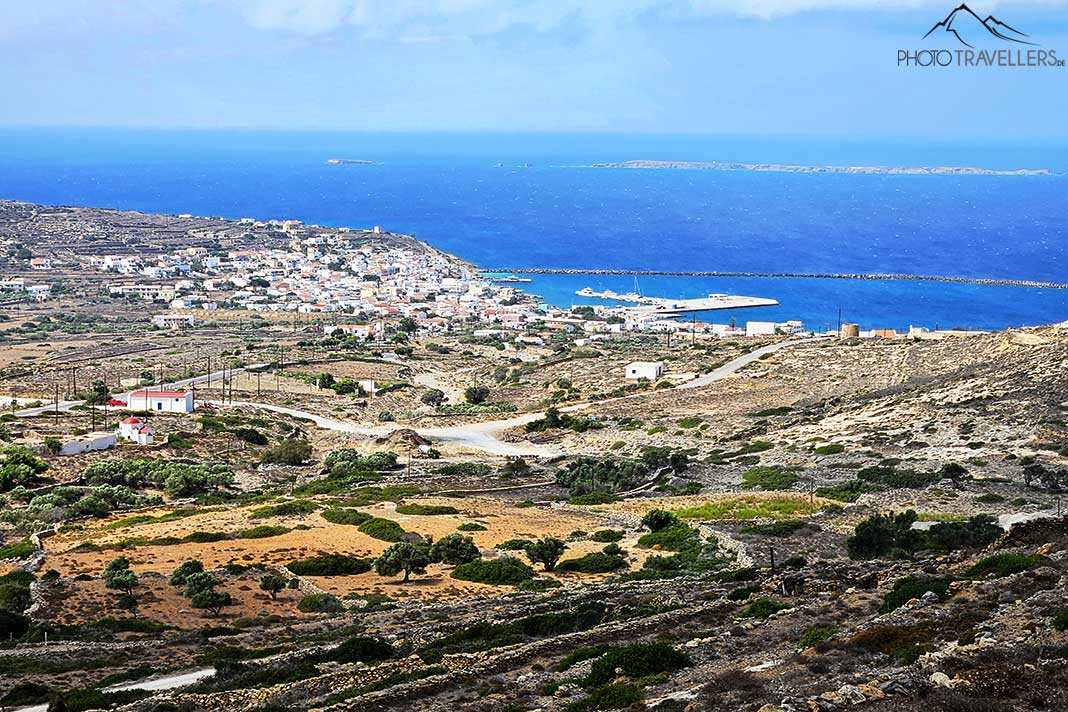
1, 128, 1067, 332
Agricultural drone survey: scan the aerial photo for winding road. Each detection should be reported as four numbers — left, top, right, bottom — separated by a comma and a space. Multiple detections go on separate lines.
13, 340, 816, 457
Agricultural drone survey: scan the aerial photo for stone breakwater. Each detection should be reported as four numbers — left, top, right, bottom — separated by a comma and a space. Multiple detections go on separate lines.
483, 269, 1068, 290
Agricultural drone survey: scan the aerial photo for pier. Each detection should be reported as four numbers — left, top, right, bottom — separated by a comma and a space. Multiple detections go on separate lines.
574, 287, 778, 314
482, 269, 1068, 291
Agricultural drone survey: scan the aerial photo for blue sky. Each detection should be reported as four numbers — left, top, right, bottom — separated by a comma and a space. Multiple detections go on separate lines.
1, 1, 1066, 138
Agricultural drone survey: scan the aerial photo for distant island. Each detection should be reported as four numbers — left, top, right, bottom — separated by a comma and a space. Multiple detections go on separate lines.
326, 158, 377, 165
592, 159, 1051, 176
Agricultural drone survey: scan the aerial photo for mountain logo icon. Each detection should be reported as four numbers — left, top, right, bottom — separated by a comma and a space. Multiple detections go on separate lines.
923, 4, 1037, 48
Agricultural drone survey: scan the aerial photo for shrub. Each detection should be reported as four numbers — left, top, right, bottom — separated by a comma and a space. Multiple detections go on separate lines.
585, 642, 691, 686
358, 517, 406, 542
83, 459, 234, 497
230, 427, 269, 446
641, 509, 680, 532
516, 578, 562, 592
556, 553, 627, 574
496, 538, 534, 551
0, 538, 34, 560
374, 542, 431, 582
297, 593, 345, 613
103, 556, 138, 596
966, 552, 1044, 579
569, 492, 621, 505
451, 557, 534, 585
0, 446, 48, 491
637, 523, 700, 553
846, 510, 922, 560
457, 522, 487, 532
286, 553, 373, 576
726, 584, 760, 601
813, 443, 845, 455
555, 457, 651, 497
464, 385, 490, 404
429, 534, 480, 565
321, 508, 371, 526
741, 466, 798, 491
260, 438, 312, 466
191, 589, 233, 616
590, 529, 624, 543
882, 576, 953, 612
249, 500, 318, 519
738, 598, 790, 619
563, 684, 642, 712
526, 537, 567, 571
1051, 610, 1068, 631
799, 625, 839, 648
169, 560, 204, 587
394, 503, 459, 516
259, 574, 285, 599
328, 636, 393, 664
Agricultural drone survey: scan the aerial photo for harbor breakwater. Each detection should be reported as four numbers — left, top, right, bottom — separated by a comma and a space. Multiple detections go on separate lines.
481, 269, 1068, 291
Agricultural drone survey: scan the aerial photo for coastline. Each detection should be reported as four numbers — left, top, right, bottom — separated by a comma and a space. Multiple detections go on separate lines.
592, 159, 1052, 176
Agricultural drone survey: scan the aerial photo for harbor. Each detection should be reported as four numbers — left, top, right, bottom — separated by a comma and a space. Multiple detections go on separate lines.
575, 286, 778, 314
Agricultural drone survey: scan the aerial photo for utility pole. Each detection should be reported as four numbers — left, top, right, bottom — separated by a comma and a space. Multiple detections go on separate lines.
836, 306, 842, 336
53, 380, 59, 427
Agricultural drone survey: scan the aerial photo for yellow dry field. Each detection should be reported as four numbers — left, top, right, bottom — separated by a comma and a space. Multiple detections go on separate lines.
43, 497, 649, 612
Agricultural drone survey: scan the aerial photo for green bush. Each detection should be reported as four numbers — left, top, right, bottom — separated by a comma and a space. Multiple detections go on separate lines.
395, 503, 460, 516
260, 438, 312, 466
882, 576, 953, 612
320, 508, 372, 526
738, 598, 790, 619
429, 533, 481, 565
556, 553, 627, 573
569, 492, 622, 505
297, 593, 344, 613
641, 509, 679, 532
1051, 610, 1068, 631
496, 538, 534, 551
516, 578, 563, 592
457, 522, 487, 532
286, 553, 373, 576
562, 683, 642, 712
741, 466, 798, 491
590, 529, 624, 543
966, 553, 1044, 579
248, 500, 318, 519
83, 459, 234, 497
813, 443, 845, 455
585, 642, 691, 686
451, 557, 534, 585
0, 538, 34, 560
328, 636, 394, 664
637, 523, 700, 553
357, 517, 406, 542
799, 625, 839, 648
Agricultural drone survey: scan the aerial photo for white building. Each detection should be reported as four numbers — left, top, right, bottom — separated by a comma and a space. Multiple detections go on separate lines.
152, 313, 195, 329
58, 431, 116, 456
625, 361, 664, 381
117, 416, 154, 445
128, 390, 194, 413
745, 321, 778, 337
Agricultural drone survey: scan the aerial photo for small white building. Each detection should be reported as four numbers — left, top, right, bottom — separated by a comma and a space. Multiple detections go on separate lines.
58, 431, 117, 456
117, 416, 154, 445
745, 321, 778, 337
625, 361, 664, 381
128, 390, 194, 413
152, 313, 195, 329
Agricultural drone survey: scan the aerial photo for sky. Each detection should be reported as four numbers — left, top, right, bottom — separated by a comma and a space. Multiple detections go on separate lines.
0, 1, 1066, 138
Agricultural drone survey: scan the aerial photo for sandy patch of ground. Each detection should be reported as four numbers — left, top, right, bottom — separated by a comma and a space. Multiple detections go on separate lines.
43, 497, 636, 603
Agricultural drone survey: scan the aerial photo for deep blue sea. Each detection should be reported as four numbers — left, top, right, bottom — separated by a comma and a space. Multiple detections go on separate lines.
1, 129, 1067, 331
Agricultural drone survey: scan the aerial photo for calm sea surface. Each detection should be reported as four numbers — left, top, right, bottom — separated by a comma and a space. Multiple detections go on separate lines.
1, 129, 1066, 330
